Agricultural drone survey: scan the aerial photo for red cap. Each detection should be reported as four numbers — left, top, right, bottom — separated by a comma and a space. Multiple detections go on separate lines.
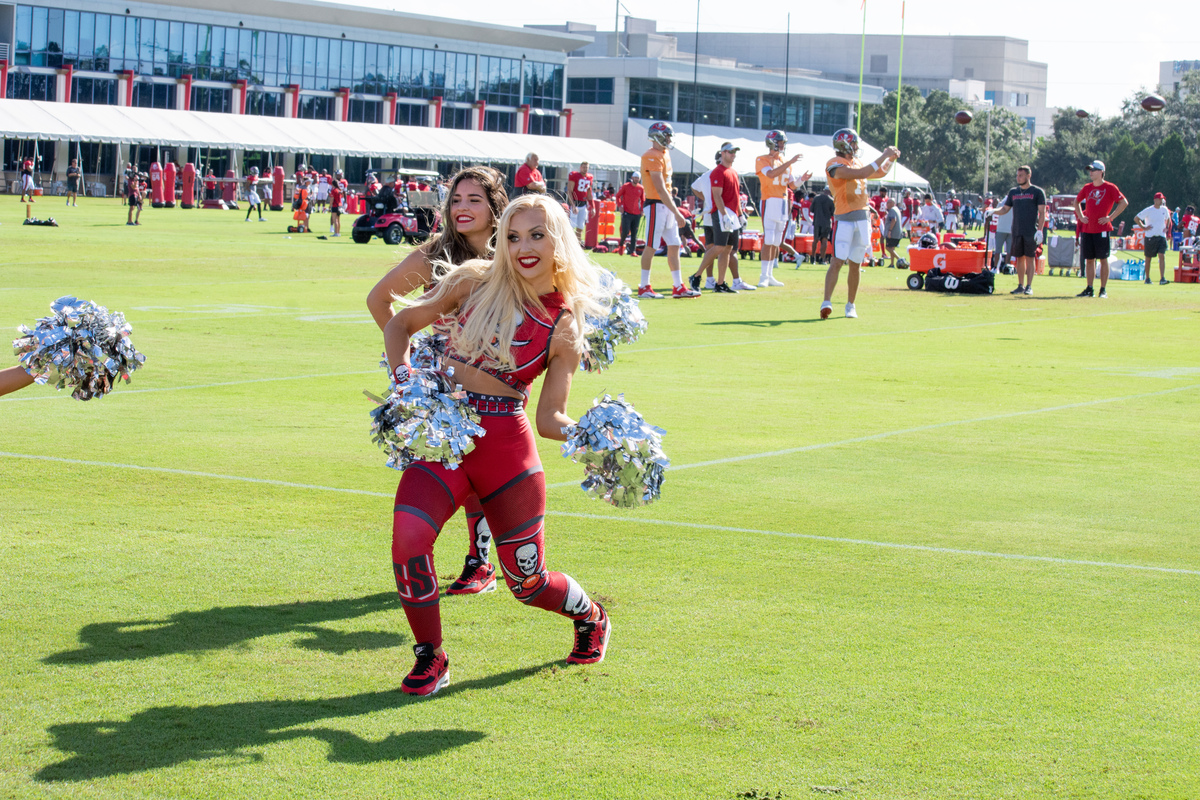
1154, 192, 1165, 199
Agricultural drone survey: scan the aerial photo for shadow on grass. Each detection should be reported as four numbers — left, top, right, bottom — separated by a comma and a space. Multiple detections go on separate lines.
698, 318, 826, 327
36, 661, 555, 781
45, 593, 401, 665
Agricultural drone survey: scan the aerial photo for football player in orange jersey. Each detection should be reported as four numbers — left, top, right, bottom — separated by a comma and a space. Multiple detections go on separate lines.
820, 129, 899, 319
755, 130, 812, 288
638, 122, 700, 299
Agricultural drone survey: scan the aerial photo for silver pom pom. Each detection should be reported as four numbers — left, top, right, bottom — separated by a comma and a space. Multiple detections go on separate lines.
378, 330, 450, 377
561, 393, 668, 507
368, 366, 485, 471
12, 295, 146, 401
580, 271, 647, 373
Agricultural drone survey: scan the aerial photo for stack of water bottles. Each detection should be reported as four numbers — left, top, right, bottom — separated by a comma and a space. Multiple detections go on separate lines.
1121, 257, 1145, 282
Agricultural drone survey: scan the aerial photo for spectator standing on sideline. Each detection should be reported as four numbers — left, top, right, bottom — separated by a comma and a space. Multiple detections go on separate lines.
811, 187, 836, 265
883, 199, 903, 267
513, 153, 546, 196
19, 156, 37, 203
329, 178, 344, 237
990, 194, 1013, 271
638, 122, 700, 299
204, 168, 217, 201
1073, 160, 1128, 298
567, 161, 595, 242
125, 168, 142, 226
819, 129, 899, 320
1135, 192, 1172, 285
65, 159, 82, 206
614, 173, 644, 256
989, 165, 1047, 295
918, 194, 945, 231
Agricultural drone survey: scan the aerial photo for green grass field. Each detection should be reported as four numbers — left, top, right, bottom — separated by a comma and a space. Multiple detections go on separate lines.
2, 198, 1199, 799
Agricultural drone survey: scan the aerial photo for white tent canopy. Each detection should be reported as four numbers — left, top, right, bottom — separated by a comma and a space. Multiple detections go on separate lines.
627, 119, 929, 188
0, 100, 643, 171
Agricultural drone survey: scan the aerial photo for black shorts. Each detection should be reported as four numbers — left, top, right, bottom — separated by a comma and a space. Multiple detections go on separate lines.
1144, 235, 1167, 259
67, 179, 80, 193
885, 237, 901, 248
1011, 234, 1038, 258
708, 225, 740, 247
1080, 231, 1110, 261
813, 225, 833, 242
128, 196, 139, 207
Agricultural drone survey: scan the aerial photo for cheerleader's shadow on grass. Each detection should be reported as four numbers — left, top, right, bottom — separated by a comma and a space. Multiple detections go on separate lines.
698, 318, 825, 327
35, 662, 554, 782
44, 593, 402, 665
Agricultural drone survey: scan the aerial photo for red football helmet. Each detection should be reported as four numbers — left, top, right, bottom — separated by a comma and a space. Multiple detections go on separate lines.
766, 130, 788, 153
648, 121, 674, 149
832, 128, 860, 158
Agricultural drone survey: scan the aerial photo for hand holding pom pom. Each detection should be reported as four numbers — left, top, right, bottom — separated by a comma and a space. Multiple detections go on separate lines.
580, 271, 648, 374
561, 393, 668, 507
12, 296, 146, 400
368, 364, 485, 471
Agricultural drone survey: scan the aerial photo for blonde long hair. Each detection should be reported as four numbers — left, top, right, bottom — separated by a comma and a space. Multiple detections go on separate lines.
416, 194, 606, 370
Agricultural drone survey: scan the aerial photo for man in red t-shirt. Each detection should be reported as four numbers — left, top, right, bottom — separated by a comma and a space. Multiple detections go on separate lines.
329, 180, 343, 237
614, 173, 645, 255
902, 189, 920, 235
704, 143, 742, 288
513, 153, 546, 196
567, 161, 595, 241
1073, 159, 1129, 298
870, 187, 888, 214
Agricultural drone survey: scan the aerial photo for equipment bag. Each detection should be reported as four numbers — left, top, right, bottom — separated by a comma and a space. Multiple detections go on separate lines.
955, 269, 996, 294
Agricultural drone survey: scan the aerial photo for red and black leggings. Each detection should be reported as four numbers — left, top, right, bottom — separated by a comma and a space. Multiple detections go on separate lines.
391, 394, 596, 649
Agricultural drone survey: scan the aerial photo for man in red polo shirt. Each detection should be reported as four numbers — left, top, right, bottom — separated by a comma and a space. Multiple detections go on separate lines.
513, 153, 546, 196
1073, 159, 1128, 298
614, 173, 645, 255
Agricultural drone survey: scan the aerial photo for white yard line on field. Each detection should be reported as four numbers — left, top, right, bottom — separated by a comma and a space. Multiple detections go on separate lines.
0, 370, 381, 402
1, 449, 1196, 578
4, 382, 1200, 578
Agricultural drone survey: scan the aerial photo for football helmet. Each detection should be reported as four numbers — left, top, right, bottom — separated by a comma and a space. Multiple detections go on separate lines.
648, 121, 675, 149
765, 130, 788, 153
250, 166, 259, 175
831, 128, 860, 157
918, 233, 938, 249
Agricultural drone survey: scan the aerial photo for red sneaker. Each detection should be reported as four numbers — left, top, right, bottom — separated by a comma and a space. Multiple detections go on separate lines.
638, 285, 665, 299
445, 558, 497, 595
566, 604, 610, 665
402, 643, 449, 696
672, 285, 701, 299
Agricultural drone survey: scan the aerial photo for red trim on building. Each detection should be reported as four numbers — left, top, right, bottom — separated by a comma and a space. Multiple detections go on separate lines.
431, 96, 443, 128
520, 104, 531, 134
0, 60, 9, 100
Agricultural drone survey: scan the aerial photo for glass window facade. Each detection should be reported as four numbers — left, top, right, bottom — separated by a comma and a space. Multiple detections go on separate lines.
6, 71, 57, 101
567, 77, 613, 105
812, 99, 849, 136
762, 94, 809, 134
9, 4, 564, 131
628, 78, 671, 121
246, 89, 284, 117
677, 84, 730, 126
348, 98, 383, 124
192, 86, 231, 113
734, 90, 759, 129
484, 109, 515, 133
71, 76, 119, 105
4, 138, 57, 172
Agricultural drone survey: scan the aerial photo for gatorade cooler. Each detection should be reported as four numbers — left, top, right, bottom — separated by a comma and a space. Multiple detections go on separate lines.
163, 162, 177, 208
180, 163, 196, 209
150, 162, 164, 208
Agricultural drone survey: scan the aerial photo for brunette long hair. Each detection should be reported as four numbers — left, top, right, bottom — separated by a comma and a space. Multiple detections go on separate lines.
420, 166, 508, 275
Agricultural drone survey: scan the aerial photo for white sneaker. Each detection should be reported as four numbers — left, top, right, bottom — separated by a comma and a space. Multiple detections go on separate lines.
757, 276, 771, 288
766, 275, 785, 287
845, 303, 858, 319
704, 278, 716, 290
732, 279, 757, 291
820, 301, 833, 320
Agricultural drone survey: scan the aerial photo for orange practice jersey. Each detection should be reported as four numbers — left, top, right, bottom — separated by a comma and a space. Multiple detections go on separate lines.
641, 148, 672, 202
756, 153, 790, 201
826, 156, 884, 215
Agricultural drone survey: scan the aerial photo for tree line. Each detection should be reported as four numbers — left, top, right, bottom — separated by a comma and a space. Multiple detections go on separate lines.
857, 71, 1200, 227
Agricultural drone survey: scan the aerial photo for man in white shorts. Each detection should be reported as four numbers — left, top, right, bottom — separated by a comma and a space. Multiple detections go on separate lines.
820, 129, 900, 319
755, 130, 811, 287
567, 161, 595, 242
638, 121, 700, 299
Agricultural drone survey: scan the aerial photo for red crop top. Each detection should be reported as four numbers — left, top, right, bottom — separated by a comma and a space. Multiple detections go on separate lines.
445, 291, 568, 398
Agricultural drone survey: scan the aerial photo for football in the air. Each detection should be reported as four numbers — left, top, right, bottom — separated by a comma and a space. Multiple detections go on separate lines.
1141, 94, 1166, 112
954, 110, 974, 125
1075, 109, 1089, 118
